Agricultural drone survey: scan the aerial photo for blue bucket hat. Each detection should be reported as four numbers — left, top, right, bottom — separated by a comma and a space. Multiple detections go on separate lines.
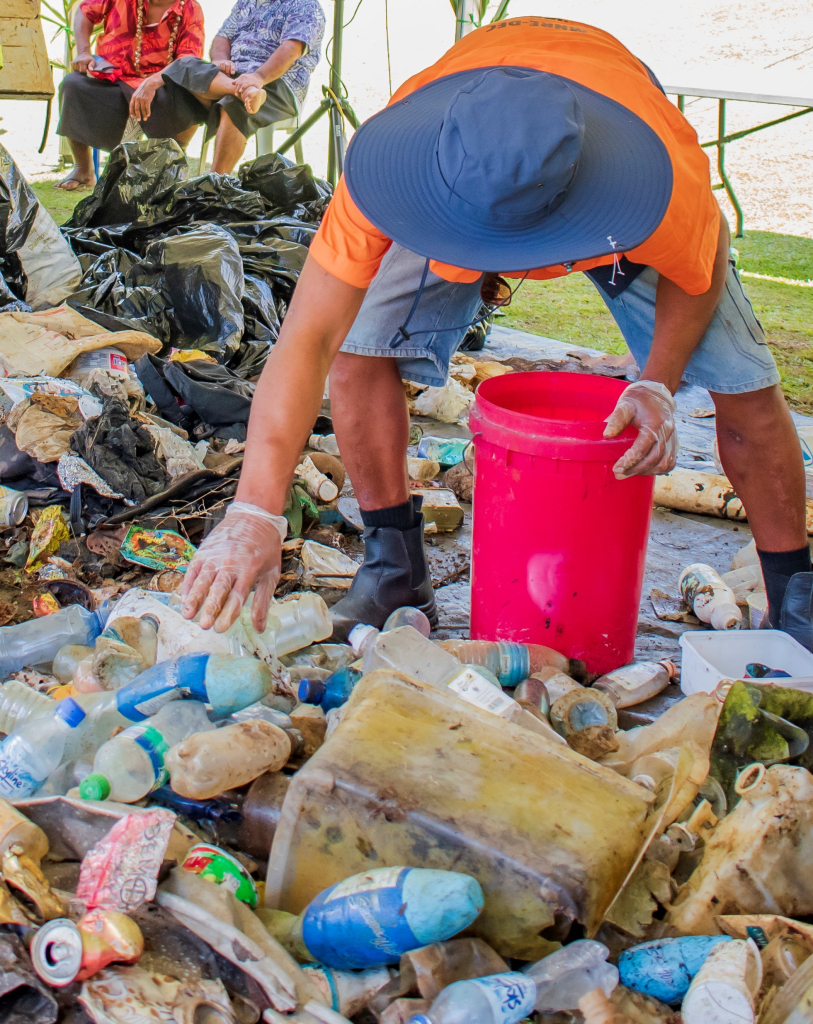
344, 66, 673, 272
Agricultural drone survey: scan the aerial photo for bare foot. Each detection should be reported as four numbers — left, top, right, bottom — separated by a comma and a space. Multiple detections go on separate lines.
54, 168, 96, 192
242, 86, 267, 115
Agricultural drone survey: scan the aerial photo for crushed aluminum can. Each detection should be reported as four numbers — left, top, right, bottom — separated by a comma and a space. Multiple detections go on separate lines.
30, 919, 83, 987
76, 909, 144, 981
76, 809, 176, 912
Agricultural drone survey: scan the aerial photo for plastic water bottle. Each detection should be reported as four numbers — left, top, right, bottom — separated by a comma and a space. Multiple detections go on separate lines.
523, 940, 618, 1021
682, 938, 761, 1024
618, 935, 733, 1004
0, 680, 54, 735
299, 866, 484, 969
82, 699, 214, 803
0, 605, 109, 676
593, 660, 677, 708
298, 666, 363, 712
437, 639, 576, 687
410, 973, 536, 1024
0, 697, 86, 798
383, 606, 432, 637
679, 564, 743, 630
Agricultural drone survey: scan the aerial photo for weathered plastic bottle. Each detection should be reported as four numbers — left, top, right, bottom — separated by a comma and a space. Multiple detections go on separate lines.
82, 700, 214, 803
0, 604, 109, 676
299, 666, 363, 712
298, 866, 484, 969
759, 951, 813, 1024
550, 688, 619, 758
295, 455, 338, 501
531, 667, 583, 704
679, 564, 743, 630
593, 660, 676, 708
166, 719, 291, 800
303, 965, 392, 1017
417, 436, 470, 467
0, 680, 54, 735
618, 935, 733, 1004
52, 644, 95, 684
0, 697, 86, 799
524, 940, 619, 1022
513, 677, 550, 720
682, 938, 761, 1024
410, 973, 536, 1024
383, 606, 432, 637
258, 593, 333, 657
437, 639, 573, 688
308, 433, 341, 456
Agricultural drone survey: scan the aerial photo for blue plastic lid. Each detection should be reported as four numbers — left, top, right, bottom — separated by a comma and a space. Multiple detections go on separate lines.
408, 1017, 431, 1024
298, 678, 327, 704
56, 697, 86, 729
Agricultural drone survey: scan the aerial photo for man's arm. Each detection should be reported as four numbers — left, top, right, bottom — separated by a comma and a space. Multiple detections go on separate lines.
71, 9, 96, 73
181, 257, 366, 631
232, 39, 304, 100
210, 35, 236, 76
604, 215, 731, 477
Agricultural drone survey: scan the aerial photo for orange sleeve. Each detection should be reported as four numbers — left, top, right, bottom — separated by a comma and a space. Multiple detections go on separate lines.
309, 178, 393, 288
79, 0, 112, 24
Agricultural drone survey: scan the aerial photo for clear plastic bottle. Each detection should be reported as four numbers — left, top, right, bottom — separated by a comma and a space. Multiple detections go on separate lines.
52, 644, 95, 684
437, 640, 572, 688
0, 680, 54, 735
383, 606, 432, 637
409, 972, 536, 1024
0, 697, 86, 799
0, 604, 109, 676
165, 718, 291, 799
250, 593, 333, 657
679, 564, 743, 631
83, 699, 214, 803
523, 940, 618, 1021
593, 660, 676, 708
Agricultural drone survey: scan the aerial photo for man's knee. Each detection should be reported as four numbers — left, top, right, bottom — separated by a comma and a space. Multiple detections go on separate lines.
713, 384, 791, 437
169, 54, 202, 73
59, 71, 85, 101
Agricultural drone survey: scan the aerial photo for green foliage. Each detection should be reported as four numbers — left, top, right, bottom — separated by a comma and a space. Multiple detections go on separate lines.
449, 0, 511, 31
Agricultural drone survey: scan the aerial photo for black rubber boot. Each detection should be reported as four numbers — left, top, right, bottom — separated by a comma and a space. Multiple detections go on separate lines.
763, 571, 813, 651
330, 505, 438, 642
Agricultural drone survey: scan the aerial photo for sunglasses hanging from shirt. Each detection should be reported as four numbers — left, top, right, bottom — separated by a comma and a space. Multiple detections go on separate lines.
389, 258, 529, 349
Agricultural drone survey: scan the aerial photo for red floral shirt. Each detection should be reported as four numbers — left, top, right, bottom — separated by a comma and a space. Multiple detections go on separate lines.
80, 0, 205, 86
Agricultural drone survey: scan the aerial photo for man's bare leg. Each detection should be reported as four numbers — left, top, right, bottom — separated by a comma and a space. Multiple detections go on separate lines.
187, 69, 266, 114
329, 351, 411, 511
210, 108, 250, 174
174, 125, 198, 149
55, 139, 96, 191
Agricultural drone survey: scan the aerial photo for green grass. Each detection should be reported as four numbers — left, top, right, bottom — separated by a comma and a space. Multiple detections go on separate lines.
31, 176, 813, 413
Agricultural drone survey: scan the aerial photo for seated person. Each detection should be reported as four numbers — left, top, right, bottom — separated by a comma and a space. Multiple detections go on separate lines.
158, 0, 326, 175
56, 0, 206, 191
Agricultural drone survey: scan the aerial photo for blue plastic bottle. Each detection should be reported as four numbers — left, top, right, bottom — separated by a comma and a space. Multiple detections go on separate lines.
298, 667, 363, 712
618, 935, 733, 1004
301, 866, 484, 969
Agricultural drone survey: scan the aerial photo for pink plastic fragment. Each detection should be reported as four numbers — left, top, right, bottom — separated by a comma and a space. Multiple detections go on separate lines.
76, 809, 176, 911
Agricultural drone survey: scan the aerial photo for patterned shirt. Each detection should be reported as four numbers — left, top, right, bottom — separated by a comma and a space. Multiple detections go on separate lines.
80, 0, 205, 85
217, 0, 325, 109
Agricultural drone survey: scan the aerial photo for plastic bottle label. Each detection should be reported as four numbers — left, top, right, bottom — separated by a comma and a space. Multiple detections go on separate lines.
448, 668, 517, 717
602, 663, 656, 693
129, 724, 170, 790
0, 744, 40, 798
470, 974, 536, 1023
302, 866, 419, 968
115, 676, 181, 722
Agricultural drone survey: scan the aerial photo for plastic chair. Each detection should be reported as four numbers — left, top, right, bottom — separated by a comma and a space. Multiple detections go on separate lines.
196, 113, 302, 174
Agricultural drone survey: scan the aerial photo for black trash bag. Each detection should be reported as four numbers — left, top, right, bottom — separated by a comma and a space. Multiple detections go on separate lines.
68, 301, 161, 337
0, 425, 63, 491
0, 142, 39, 254
69, 225, 245, 356
238, 152, 331, 214
239, 237, 307, 301
133, 354, 197, 431
170, 172, 266, 224
228, 337, 271, 378
242, 272, 282, 343
221, 217, 318, 248
67, 138, 189, 229
70, 395, 168, 503
0, 266, 30, 312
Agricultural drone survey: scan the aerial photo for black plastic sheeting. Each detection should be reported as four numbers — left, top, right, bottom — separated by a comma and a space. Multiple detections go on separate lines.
61, 139, 330, 370
0, 141, 39, 309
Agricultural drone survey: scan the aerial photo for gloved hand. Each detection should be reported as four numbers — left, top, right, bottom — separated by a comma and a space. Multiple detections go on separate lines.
181, 501, 287, 633
603, 379, 678, 479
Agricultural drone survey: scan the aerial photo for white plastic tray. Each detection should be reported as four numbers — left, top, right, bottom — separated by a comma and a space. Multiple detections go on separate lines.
679, 629, 813, 695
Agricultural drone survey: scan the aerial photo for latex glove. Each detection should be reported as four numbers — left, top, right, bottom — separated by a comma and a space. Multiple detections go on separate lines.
603, 379, 677, 479
181, 501, 287, 633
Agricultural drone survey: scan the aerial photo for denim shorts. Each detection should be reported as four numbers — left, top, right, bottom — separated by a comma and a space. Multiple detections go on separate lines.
341, 245, 780, 394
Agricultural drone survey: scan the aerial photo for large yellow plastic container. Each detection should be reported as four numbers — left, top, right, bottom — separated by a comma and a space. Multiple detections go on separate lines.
265, 671, 657, 960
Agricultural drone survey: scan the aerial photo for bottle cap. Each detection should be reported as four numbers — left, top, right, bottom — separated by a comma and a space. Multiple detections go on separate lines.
55, 697, 87, 729
298, 677, 327, 705
80, 773, 111, 801
348, 623, 377, 653
408, 1017, 431, 1024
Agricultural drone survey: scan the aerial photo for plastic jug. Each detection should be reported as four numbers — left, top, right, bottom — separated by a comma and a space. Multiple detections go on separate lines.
83, 699, 214, 803
265, 671, 656, 961
469, 372, 655, 674
0, 697, 86, 798
592, 660, 676, 708
0, 604, 108, 676
682, 938, 761, 1024
618, 935, 733, 1004
166, 719, 291, 799
679, 564, 743, 630
409, 973, 536, 1024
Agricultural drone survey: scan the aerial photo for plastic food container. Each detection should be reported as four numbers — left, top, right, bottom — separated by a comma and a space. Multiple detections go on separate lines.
679, 629, 813, 695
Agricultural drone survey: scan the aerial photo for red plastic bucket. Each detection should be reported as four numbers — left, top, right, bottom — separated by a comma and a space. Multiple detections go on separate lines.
469, 371, 654, 675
